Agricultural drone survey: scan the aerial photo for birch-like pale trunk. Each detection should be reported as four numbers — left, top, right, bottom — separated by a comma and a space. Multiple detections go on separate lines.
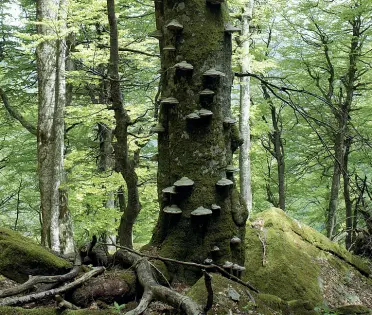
239, 0, 254, 215
37, 0, 74, 253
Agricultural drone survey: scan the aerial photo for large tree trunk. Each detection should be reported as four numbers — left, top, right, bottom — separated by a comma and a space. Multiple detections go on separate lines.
150, 0, 248, 280
36, 0, 74, 253
239, 0, 254, 215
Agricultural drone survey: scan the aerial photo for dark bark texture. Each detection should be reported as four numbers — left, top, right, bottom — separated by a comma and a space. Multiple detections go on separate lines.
150, 0, 247, 281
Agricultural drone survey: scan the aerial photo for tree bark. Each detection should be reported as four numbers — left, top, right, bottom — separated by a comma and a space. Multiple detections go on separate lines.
239, 0, 254, 215
106, 0, 141, 249
150, 0, 247, 279
36, 0, 74, 253
343, 136, 353, 249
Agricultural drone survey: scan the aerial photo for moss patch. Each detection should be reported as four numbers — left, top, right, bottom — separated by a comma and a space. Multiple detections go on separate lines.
0, 228, 72, 283
0, 307, 58, 315
187, 273, 317, 314
244, 208, 372, 308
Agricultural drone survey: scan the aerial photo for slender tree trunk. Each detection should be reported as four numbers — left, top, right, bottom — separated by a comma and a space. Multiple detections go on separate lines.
326, 129, 343, 239
326, 12, 361, 240
261, 85, 285, 210
239, 0, 254, 215
37, 0, 74, 253
344, 136, 353, 249
106, 0, 141, 249
150, 0, 247, 281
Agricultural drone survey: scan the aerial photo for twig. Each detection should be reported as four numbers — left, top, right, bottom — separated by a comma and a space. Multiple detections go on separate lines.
258, 230, 268, 267
203, 270, 213, 313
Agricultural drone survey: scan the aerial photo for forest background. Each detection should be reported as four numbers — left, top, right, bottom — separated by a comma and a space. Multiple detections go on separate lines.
0, 0, 371, 251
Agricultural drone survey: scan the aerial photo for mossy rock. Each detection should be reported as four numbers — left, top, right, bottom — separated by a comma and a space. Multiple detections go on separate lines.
187, 273, 317, 314
244, 208, 372, 309
0, 228, 72, 283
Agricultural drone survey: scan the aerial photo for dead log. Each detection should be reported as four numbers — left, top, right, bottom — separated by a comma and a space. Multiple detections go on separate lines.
0, 267, 104, 306
0, 266, 80, 298
71, 269, 137, 307
114, 250, 204, 315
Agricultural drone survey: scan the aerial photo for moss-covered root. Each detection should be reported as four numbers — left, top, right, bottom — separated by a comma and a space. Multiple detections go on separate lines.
0, 228, 72, 283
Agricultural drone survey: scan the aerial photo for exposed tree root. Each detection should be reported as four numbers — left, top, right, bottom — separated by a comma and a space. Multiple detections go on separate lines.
0, 267, 104, 306
0, 266, 80, 298
115, 250, 204, 315
107, 243, 259, 293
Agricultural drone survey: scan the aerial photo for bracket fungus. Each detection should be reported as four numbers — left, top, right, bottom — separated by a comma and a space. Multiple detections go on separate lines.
166, 19, 183, 32
199, 89, 215, 96
175, 60, 194, 71
174, 177, 194, 188
216, 178, 234, 187
224, 23, 241, 34
211, 245, 220, 252
232, 264, 246, 278
148, 30, 163, 39
211, 204, 221, 211
203, 68, 226, 78
162, 186, 177, 195
204, 258, 213, 265
163, 204, 182, 214
223, 117, 237, 127
230, 236, 241, 245
226, 165, 238, 174
163, 45, 176, 52
186, 112, 200, 120
151, 123, 165, 133
191, 206, 213, 216
198, 108, 213, 118
161, 97, 179, 105
222, 261, 233, 274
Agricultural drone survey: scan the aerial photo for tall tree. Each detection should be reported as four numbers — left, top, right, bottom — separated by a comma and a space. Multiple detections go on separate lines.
107, 0, 142, 249
239, 0, 254, 215
36, 0, 74, 253
150, 0, 247, 278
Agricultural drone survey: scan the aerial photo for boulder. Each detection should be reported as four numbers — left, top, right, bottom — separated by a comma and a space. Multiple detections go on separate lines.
244, 208, 372, 309
0, 228, 72, 283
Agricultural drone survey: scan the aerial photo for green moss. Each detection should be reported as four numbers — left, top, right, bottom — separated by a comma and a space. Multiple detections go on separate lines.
0, 307, 57, 315
244, 208, 372, 308
332, 305, 372, 314
0, 228, 72, 282
187, 273, 317, 314
62, 310, 117, 315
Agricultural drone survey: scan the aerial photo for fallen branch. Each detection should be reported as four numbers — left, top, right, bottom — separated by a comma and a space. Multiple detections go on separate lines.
0, 267, 104, 306
0, 266, 80, 298
55, 294, 80, 310
106, 243, 259, 293
115, 250, 204, 315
